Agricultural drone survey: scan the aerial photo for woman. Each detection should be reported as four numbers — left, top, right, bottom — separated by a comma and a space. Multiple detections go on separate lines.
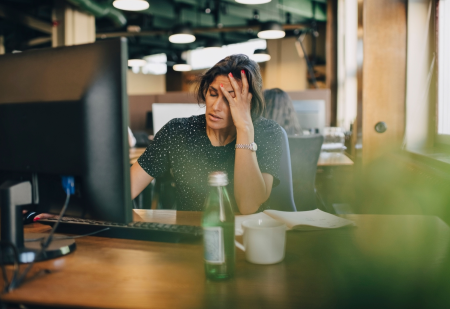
263, 88, 302, 136
131, 54, 282, 214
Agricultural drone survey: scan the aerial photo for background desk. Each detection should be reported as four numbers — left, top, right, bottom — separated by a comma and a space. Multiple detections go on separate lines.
317, 152, 354, 166
1, 211, 449, 309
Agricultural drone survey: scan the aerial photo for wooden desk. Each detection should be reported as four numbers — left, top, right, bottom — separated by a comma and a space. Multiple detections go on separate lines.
1, 211, 449, 308
317, 152, 354, 166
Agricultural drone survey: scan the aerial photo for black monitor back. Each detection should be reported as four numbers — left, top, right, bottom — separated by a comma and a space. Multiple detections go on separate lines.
0, 38, 132, 223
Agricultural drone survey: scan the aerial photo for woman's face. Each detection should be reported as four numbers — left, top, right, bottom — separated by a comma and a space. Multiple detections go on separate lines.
205, 75, 243, 131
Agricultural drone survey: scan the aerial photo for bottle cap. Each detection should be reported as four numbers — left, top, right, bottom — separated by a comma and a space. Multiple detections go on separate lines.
208, 171, 229, 186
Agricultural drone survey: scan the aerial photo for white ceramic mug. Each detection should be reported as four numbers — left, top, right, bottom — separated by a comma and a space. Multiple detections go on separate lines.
235, 219, 286, 265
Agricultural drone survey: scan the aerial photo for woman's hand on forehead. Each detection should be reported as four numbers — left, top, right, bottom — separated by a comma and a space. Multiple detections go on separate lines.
219, 70, 253, 131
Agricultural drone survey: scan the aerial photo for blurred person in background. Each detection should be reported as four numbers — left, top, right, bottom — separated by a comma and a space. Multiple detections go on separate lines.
263, 88, 302, 136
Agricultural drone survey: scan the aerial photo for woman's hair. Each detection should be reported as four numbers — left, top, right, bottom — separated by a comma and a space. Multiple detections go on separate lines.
263, 88, 302, 135
195, 54, 265, 120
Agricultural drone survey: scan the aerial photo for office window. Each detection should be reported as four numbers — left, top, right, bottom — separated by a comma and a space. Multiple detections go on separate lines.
437, 0, 450, 135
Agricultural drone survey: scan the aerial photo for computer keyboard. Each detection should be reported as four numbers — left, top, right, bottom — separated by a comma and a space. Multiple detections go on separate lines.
38, 217, 203, 243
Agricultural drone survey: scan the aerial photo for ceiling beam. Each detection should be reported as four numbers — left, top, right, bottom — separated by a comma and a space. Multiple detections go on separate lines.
27, 37, 52, 47
0, 4, 52, 34
96, 23, 307, 39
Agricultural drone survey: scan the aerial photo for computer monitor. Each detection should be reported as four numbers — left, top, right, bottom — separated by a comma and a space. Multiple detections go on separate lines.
292, 100, 326, 134
0, 38, 132, 262
152, 103, 205, 135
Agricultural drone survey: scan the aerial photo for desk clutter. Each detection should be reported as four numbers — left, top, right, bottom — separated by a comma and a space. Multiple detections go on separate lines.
322, 127, 346, 153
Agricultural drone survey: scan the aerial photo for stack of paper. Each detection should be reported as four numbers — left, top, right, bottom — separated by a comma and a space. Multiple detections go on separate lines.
235, 209, 356, 236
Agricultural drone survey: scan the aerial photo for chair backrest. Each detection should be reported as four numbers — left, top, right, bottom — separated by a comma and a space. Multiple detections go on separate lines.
288, 135, 324, 211
267, 127, 297, 212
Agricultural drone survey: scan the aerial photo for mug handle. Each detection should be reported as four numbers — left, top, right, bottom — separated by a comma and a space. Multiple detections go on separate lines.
235, 240, 245, 252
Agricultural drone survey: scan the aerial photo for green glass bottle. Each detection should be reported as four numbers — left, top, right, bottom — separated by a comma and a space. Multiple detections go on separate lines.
202, 171, 235, 280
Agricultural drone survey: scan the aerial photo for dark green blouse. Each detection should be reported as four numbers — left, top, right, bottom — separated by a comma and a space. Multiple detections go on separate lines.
138, 114, 282, 211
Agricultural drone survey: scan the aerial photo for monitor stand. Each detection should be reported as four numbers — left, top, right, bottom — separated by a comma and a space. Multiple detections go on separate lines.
0, 181, 76, 263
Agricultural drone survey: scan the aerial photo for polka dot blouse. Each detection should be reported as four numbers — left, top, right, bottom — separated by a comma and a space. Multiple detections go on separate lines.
138, 114, 282, 212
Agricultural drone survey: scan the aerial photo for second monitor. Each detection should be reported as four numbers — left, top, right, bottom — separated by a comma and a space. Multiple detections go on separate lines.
152, 103, 205, 135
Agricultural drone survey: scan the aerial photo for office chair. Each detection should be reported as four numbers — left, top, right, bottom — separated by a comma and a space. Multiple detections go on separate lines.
288, 135, 324, 211
267, 127, 297, 212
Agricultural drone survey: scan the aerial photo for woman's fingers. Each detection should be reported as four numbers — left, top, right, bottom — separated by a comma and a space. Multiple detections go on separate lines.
219, 83, 235, 104
34, 213, 55, 221
227, 72, 242, 100
241, 69, 249, 96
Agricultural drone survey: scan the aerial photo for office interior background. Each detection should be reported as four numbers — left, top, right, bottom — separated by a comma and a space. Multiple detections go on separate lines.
1, 0, 450, 307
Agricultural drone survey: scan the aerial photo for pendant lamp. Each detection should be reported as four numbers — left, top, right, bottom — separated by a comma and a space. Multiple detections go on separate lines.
250, 49, 271, 62
257, 21, 285, 39
113, 0, 149, 11
169, 25, 196, 44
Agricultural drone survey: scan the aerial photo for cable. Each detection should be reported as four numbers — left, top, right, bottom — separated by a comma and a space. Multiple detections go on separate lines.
54, 227, 110, 239
24, 227, 110, 242
9, 176, 75, 291
0, 241, 20, 294
10, 191, 71, 290
0, 176, 76, 292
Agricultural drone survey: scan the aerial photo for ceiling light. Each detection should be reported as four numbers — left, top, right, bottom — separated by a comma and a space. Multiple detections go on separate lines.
113, 0, 149, 11
173, 64, 192, 71
250, 49, 271, 62
257, 21, 285, 39
128, 59, 146, 67
235, 0, 271, 4
169, 25, 196, 44
173, 60, 192, 72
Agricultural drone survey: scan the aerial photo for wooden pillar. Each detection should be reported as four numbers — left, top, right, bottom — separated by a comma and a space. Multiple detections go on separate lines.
361, 0, 407, 164
52, 1, 95, 47
326, 0, 338, 126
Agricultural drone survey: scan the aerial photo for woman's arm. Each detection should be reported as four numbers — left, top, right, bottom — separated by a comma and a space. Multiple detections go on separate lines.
130, 162, 154, 200
220, 71, 273, 214
234, 131, 274, 214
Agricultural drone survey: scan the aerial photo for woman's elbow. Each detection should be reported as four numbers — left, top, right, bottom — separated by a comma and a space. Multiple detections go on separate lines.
236, 197, 268, 215
237, 205, 259, 215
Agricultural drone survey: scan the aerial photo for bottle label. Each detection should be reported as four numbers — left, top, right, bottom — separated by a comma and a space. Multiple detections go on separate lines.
203, 226, 225, 264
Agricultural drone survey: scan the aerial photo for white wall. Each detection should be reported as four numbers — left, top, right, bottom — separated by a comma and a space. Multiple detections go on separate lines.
127, 70, 166, 95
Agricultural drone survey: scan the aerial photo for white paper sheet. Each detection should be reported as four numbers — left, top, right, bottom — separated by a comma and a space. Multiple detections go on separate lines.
235, 209, 355, 235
